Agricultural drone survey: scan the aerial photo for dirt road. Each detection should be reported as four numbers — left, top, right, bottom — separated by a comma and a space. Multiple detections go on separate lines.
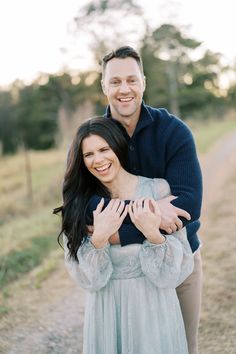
1, 130, 236, 354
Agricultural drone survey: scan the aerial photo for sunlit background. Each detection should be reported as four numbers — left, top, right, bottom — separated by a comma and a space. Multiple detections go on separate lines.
0, 1, 236, 353
0, 0, 236, 88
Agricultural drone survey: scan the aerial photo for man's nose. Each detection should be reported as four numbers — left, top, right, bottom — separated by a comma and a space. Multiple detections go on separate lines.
119, 81, 130, 94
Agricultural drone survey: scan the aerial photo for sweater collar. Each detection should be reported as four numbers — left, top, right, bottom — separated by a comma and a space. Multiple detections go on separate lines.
104, 102, 154, 136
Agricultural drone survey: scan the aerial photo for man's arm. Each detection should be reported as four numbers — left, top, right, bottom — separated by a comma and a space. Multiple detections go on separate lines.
163, 119, 203, 231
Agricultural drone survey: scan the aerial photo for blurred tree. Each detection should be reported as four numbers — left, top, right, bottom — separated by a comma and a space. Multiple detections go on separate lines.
225, 61, 236, 108
73, 0, 145, 69
0, 91, 17, 154
140, 25, 227, 118
227, 83, 236, 107
141, 24, 201, 116
16, 84, 58, 150
56, 71, 103, 145
178, 50, 227, 118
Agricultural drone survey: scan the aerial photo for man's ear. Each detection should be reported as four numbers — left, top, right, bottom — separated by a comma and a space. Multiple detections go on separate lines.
143, 76, 146, 92
101, 80, 106, 95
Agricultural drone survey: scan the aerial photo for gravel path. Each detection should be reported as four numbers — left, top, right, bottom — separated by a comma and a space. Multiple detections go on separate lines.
0, 264, 86, 354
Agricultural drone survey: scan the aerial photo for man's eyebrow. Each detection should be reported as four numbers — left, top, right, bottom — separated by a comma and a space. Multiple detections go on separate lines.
109, 76, 120, 80
109, 75, 138, 80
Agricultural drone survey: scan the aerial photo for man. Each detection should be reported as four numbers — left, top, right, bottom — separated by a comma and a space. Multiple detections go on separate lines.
101, 46, 203, 354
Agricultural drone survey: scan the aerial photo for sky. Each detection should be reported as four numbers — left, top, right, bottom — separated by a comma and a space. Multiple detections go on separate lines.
0, 0, 235, 88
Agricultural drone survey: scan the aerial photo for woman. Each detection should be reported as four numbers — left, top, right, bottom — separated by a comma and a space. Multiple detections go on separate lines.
55, 117, 193, 354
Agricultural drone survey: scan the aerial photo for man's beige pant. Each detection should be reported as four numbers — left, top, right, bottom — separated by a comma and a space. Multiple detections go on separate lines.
176, 249, 203, 354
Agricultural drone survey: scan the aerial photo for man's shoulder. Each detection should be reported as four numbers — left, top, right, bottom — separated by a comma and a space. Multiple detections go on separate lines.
144, 104, 169, 119
145, 104, 190, 131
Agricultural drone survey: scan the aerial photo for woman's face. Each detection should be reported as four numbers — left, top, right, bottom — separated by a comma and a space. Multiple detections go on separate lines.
82, 134, 121, 184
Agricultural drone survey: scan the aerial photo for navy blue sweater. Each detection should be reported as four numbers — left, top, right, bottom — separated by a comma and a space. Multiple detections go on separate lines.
88, 103, 203, 252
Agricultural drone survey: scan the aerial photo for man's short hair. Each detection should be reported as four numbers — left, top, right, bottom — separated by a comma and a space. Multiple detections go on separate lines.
101, 46, 144, 77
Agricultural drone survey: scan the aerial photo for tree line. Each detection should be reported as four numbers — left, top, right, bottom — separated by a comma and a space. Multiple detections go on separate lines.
0, 21, 236, 155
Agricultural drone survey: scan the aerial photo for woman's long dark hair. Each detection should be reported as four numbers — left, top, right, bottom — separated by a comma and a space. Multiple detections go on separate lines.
53, 116, 128, 261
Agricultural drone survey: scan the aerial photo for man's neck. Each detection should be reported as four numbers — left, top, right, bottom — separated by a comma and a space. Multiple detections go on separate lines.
110, 110, 141, 137
119, 118, 137, 137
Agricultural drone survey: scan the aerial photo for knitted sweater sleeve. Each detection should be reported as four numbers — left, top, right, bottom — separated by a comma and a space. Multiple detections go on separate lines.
164, 117, 203, 225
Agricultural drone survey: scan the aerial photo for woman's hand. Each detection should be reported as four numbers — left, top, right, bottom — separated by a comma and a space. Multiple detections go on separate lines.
91, 198, 128, 248
128, 198, 165, 244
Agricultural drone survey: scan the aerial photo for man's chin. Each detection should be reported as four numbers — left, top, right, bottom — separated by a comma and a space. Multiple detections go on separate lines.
116, 109, 138, 118
111, 104, 140, 120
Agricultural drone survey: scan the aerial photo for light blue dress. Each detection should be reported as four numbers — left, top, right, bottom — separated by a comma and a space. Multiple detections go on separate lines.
64, 177, 194, 354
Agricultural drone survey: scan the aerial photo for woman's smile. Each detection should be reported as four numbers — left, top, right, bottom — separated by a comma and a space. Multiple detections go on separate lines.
95, 163, 112, 174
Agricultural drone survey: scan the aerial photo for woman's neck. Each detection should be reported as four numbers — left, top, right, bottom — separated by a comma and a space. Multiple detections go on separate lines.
103, 168, 138, 200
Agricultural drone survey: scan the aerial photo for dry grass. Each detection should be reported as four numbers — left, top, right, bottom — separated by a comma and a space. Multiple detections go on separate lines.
0, 148, 65, 292
0, 149, 65, 251
0, 149, 65, 221
188, 118, 236, 154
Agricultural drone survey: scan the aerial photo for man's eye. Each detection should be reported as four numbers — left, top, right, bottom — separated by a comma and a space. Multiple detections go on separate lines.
111, 81, 119, 85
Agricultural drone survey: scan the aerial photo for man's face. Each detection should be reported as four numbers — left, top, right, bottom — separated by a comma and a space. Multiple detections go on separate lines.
101, 57, 146, 123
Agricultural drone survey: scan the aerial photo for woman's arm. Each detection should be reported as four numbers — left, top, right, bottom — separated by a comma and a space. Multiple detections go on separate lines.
127, 179, 194, 288
64, 234, 113, 292
64, 199, 128, 291
139, 228, 194, 288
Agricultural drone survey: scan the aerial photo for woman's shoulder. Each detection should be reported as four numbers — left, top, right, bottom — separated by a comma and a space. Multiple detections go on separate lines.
137, 176, 171, 200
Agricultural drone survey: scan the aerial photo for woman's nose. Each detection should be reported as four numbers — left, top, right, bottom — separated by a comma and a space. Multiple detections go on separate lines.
93, 153, 104, 164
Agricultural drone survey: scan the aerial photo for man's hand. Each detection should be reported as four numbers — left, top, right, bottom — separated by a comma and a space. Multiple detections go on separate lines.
108, 232, 120, 244
87, 225, 94, 236
87, 226, 120, 244
157, 196, 191, 234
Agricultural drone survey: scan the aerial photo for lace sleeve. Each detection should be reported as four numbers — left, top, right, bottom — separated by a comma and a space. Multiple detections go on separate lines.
63, 235, 113, 292
139, 228, 193, 288
152, 178, 171, 200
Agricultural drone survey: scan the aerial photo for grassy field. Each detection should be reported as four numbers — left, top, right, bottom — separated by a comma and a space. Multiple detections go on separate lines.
188, 118, 236, 154
0, 149, 65, 291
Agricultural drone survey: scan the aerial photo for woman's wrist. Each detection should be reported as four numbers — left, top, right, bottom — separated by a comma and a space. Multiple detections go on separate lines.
90, 233, 109, 249
145, 230, 166, 244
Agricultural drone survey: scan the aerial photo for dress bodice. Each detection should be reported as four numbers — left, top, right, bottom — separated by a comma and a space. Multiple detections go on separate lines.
109, 244, 143, 279
109, 176, 170, 280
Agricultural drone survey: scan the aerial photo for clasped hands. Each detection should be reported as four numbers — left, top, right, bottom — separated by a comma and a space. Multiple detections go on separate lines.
90, 198, 166, 248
